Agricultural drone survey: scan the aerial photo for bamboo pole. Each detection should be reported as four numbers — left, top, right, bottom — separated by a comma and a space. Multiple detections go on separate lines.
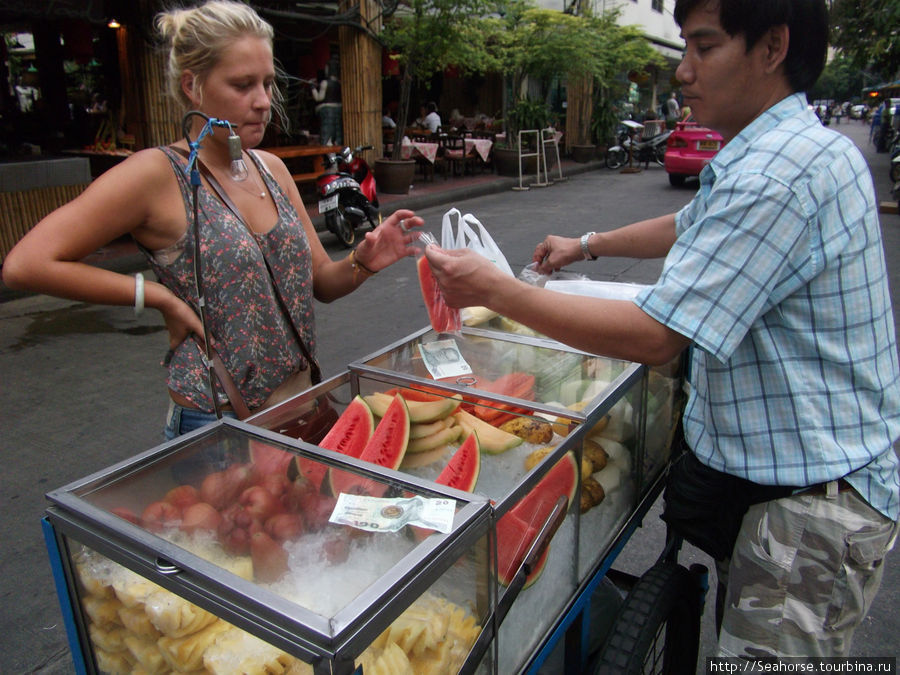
339, 0, 383, 166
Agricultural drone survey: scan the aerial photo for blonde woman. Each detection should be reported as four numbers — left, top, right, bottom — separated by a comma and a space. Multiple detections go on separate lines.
3, 0, 422, 438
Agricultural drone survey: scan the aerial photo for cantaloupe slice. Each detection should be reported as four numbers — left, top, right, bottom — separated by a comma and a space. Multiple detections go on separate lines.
406, 423, 462, 454
364, 391, 462, 423
452, 409, 522, 454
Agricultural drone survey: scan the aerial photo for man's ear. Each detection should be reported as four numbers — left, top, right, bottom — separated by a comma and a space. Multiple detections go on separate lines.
762, 24, 789, 74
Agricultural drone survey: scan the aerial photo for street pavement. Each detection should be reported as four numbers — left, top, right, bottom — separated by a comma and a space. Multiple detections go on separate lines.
1, 118, 897, 673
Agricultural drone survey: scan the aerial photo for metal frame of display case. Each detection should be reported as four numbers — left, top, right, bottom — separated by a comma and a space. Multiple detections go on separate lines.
43, 418, 496, 675
44, 321, 697, 674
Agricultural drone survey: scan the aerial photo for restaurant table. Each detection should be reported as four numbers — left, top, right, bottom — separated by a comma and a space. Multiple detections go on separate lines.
400, 138, 440, 164
465, 137, 493, 163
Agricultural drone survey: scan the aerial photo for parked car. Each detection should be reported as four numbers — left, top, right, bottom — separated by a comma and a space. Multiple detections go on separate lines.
850, 104, 868, 120
663, 117, 724, 186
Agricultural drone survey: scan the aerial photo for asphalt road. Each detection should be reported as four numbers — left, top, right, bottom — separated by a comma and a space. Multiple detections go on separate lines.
1, 117, 897, 673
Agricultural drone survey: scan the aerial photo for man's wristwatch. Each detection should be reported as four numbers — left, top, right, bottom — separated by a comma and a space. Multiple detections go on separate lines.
581, 232, 598, 260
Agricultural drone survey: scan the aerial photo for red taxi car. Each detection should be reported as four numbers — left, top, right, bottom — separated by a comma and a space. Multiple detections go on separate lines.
664, 117, 724, 186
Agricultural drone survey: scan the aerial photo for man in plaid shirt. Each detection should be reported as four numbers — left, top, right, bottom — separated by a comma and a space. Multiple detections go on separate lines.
425, 0, 899, 658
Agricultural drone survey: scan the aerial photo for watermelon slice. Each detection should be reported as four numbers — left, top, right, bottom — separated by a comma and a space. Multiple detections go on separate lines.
510, 451, 578, 528
320, 396, 375, 457
407, 432, 482, 542
464, 372, 536, 425
435, 432, 481, 492
329, 394, 410, 497
292, 395, 374, 492
417, 254, 461, 333
494, 451, 577, 588
496, 510, 549, 588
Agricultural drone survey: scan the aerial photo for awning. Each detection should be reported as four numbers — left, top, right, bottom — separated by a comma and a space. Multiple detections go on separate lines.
862, 79, 900, 94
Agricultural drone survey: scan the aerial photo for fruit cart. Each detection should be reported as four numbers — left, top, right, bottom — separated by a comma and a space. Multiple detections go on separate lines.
43, 320, 705, 674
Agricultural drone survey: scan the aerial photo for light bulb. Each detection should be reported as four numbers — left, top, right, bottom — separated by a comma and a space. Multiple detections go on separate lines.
227, 132, 248, 181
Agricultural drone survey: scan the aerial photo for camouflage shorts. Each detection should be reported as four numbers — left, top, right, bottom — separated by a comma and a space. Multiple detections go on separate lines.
717, 485, 898, 657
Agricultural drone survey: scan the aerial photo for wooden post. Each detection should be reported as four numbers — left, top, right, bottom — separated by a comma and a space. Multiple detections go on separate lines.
116, 25, 144, 149
338, 0, 383, 166
565, 74, 593, 151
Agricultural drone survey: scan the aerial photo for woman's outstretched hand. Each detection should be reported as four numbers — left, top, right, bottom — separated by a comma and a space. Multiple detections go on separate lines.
354, 209, 424, 272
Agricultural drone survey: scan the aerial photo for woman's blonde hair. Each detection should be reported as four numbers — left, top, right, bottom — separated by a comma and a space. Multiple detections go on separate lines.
155, 0, 285, 125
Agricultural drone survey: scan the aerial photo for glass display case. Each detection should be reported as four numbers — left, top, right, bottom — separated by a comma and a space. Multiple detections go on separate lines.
43, 419, 494, 675
248, 325, 685, 672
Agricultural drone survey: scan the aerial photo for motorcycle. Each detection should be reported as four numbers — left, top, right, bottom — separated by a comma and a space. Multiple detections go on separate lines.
316, 144, 380, 247
605, 120, 671, 170
890, 138, 900, 184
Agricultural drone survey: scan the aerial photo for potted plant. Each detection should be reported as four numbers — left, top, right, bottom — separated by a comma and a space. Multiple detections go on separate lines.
377, 0, 496, 193
591, 85, 623, 158
491, 97, 554, 174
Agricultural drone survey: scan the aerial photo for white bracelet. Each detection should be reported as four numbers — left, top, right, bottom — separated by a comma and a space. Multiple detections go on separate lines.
134, 273, 145, 316
581, 232, 597, 260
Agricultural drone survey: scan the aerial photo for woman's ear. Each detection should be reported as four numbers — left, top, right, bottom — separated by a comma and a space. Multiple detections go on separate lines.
181, 71, 198, 104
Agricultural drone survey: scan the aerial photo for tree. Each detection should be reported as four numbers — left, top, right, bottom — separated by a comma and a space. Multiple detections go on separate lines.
808, 54, 866, 103
565, 10, 663, 147
381, 0, 498, 160
480, 3, 662, 148
830, 0, 900, 80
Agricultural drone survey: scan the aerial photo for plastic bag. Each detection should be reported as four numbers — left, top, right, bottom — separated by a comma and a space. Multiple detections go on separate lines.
518, 261, 590, 288
441, 208, 510, 326
415, 232, 462, 334
441, 208, 515, 277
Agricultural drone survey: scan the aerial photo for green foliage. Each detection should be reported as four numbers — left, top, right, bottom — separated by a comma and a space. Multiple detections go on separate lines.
505, 98, 553, 146
382, 0, 499, 80
808, 55, 866, 103
830, 0, 900, 79
480, 3, 664, 146
591, 90, 622, 147
381, 0, 499, 158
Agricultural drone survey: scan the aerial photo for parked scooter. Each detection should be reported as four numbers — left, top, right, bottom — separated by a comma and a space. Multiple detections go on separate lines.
890, 139, 900, 184
316, 144, 380, 247
605, 120, 671, 170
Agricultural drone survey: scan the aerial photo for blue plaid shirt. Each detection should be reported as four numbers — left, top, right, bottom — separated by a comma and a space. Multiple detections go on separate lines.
638, 93, 900, 520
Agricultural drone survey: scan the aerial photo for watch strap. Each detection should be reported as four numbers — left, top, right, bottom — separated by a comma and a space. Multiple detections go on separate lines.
581, 232, 597, 260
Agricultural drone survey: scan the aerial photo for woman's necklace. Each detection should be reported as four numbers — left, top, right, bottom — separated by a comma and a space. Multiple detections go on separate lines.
207, 153, 267, 199
236, 171, 267, 199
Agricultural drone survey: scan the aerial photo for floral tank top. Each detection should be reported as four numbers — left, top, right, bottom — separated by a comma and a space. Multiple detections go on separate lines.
138, 147, 315, 411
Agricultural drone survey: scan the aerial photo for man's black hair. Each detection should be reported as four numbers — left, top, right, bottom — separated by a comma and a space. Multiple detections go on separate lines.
673, 0, 828, 93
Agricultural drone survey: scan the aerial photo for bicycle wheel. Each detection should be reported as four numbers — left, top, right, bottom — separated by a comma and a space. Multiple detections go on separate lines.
606, 148, 626, 170
592, 563, 701, 675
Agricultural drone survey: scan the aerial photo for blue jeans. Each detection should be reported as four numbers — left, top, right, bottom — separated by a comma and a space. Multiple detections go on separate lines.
164, 400, 237, 440
165, 401, 239, 484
